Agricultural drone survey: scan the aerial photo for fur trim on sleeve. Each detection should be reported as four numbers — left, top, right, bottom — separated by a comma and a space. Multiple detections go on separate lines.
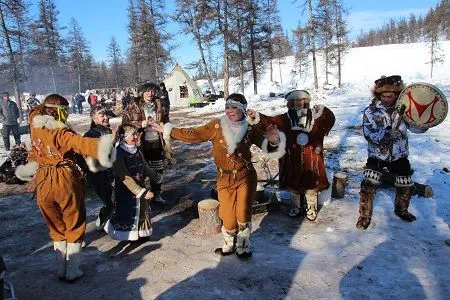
261, 131, 286, 159
85, 156, 108, 172
246, 112, 260, 125
96, 134, 117, 168
136, 188, 147, 198
163, 122, 174, 141
15, 161, 38, 182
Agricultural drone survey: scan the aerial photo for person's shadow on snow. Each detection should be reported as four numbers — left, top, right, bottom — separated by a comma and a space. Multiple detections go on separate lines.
338, 184, 449, 299
155, 208, 307, 299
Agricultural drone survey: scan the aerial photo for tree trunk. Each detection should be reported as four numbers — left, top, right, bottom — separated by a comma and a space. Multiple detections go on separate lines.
195, 34, 216, 95
331, 172, 348, 199
0, 7, 23, 122
51, 66, 57, 93
197, 199, 221, 235
77, 67, 81, 93
278, 58, 283, 85
308, 0, 318, 89
222, 0, 230, 100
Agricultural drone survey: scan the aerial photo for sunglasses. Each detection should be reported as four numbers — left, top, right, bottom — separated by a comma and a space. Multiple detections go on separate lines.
374, 75, 402, 87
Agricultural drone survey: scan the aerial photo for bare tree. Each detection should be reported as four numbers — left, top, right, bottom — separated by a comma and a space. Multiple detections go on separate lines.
30, 0, 64, 93
424, 8, 445, 78
107, 36, 124, 88
0, 0, 29, 121
173, 0, 217, 94
66, 17, 91, 93
127, 0, 171, 84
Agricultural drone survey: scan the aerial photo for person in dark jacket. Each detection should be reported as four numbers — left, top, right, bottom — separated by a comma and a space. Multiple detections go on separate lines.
74, 93, 85, 114
159, 82, 170, 122
83, 106, 115, 229
0, 92, 21, 151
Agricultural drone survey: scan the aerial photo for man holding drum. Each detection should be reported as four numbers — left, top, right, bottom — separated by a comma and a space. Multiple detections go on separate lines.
356, 75, 429, 230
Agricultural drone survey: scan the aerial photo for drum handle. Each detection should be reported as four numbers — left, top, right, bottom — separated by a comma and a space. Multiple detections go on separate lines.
396, 104, 407, 130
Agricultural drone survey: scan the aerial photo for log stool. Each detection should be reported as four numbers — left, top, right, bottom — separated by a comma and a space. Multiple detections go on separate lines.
331, 172, 348, 199
198, 199, 221, 235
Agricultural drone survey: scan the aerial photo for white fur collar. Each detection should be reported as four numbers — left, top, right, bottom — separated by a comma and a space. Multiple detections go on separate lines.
219, 115, 248, 154
32, 115, 68, 129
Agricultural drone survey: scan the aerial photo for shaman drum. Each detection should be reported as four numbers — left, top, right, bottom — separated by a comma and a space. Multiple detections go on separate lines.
397, 82, 448, 129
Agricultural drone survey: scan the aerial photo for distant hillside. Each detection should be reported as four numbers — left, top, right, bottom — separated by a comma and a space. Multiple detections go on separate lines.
198, 41, 450, 96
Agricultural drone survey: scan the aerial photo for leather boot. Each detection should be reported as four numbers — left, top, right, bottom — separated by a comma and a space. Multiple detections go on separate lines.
53, 241, 67, 280
288, 193, 302, 217
394, 186, 416, 222
66, 242, 83, 282
305, 190, 319, 221
236, 221, 252, 259
214, 227, 236, 256
356, 180, 377, 230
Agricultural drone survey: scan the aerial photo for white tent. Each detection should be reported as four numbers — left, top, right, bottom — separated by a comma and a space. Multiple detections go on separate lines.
163, 64, 204, 106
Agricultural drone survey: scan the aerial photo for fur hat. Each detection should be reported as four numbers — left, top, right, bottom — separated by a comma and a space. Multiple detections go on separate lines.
372, 75, 405, 97
137, 82, 159, 95
285, 90, 311, 102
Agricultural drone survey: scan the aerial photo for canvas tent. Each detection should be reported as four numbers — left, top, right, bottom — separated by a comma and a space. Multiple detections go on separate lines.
163, 64, 204, 106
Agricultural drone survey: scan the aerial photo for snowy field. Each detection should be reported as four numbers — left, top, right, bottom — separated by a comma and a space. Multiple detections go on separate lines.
1, 41, 449, 299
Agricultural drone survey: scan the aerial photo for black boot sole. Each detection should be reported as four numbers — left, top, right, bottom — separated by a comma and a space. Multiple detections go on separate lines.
214, 248, 235, 256
236, 252, 253, 259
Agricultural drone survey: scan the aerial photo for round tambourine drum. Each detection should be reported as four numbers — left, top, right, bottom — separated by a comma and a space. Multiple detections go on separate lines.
397, 82, 448, 129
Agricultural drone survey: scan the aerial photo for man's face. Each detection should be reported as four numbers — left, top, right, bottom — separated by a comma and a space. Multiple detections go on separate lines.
2, 93, 9, 101
287, 98, 308, 110
380, 92, 397, 107
93, 112, 109, 126
143, 89, 156, 103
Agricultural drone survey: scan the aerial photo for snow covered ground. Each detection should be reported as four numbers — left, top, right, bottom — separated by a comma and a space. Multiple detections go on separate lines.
1, 41, 449, 299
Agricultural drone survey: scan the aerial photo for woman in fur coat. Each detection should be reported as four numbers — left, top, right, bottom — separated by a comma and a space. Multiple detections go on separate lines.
151, 93, 286, 259
15, 94, 116, 282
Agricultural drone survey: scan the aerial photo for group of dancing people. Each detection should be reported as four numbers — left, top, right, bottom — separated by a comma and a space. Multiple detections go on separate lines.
14, 74, 427, 282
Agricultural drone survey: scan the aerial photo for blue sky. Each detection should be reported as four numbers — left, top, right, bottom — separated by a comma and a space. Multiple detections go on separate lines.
30, 0, 441, 65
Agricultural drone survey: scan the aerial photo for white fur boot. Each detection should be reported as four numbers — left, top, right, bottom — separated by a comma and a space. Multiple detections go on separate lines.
305, 190, 319, 221
236, 221, 252, 259
53, 240, 67, 280
66, 242, 83, 281
214, 227, 236, 256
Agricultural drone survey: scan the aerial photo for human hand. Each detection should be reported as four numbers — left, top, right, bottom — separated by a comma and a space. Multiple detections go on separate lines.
150, 121, 163, 133
265, 124, 280, 145
144, 190, 154, 200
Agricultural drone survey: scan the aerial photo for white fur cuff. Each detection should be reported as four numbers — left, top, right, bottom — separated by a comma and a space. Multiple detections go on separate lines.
163, 123, 174, 141
136, 188, 146, 198
97, 134, 117, 168
15, 161, 38, 181
261, 131, 287, 159
85, 156, 108, 172
246, 112, 260, 125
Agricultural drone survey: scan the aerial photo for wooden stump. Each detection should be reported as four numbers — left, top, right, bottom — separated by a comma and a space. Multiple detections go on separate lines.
254, 184, 265, 204
198, 199, 221, 235
331, 172, 348, 199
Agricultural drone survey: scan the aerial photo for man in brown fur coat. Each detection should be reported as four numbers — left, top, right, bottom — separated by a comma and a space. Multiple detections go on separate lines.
247, 90, 335, 221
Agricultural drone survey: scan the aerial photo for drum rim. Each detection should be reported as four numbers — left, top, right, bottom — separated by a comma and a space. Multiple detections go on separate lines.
397, 82, 448, 128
